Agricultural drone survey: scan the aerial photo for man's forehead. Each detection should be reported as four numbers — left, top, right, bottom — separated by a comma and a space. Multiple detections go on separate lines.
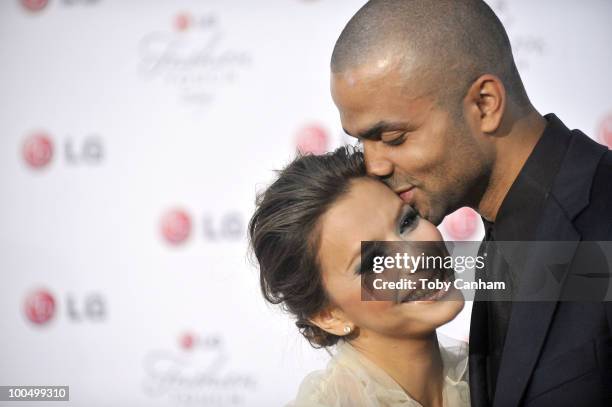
332, 50, 426, 86
332, 60, 400, 93
335, 56, 398, 86
331, 57, 434, 137
332, 65, 429, 114
335, 89, 431, 138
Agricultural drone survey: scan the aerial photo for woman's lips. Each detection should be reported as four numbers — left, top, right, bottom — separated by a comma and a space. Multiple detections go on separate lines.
397, 267, 455, 303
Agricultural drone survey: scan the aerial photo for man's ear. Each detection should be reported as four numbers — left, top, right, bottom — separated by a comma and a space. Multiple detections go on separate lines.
465, 74, 506, 134
309, 307, 353, 337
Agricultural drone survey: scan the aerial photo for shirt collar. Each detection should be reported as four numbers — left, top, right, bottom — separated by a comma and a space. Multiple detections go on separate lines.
488, 113, 572, 241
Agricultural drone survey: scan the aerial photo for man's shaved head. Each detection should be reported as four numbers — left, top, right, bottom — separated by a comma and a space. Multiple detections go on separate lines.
330, 0, 540, 225
331, 0, 528, 108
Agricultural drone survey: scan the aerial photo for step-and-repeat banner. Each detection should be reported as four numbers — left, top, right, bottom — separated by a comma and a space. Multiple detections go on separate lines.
1, 0, 611, 406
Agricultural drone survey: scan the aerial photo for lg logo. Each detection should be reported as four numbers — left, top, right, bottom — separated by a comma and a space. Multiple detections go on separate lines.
172, 12, 216, 32
66, 293, 106, 322
22, 132, 104, 170
23, 288, 107, 326
174, 12, 192, 31
160, 209, 244, 246
21, 0, 100, 12
598, 113, 612, 149
160, 208, 192, 245
23, 289, 55, 325
22, 132, 53, 168
203, 213, 243, 241
21, 0, 48, 12
179, 331, 221, 351
296, 124, 329, 155
64, 136, 104, 164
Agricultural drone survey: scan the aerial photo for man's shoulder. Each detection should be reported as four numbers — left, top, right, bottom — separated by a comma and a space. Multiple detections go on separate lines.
573, 140, 612, 238
584, 141, 612, 203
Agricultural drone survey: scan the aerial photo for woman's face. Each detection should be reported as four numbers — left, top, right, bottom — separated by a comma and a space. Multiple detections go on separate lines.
315, 177, 464, 339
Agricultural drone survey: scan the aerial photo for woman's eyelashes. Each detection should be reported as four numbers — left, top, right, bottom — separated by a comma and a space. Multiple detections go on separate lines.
356, 247, 385, 275
398, 206, 419, 236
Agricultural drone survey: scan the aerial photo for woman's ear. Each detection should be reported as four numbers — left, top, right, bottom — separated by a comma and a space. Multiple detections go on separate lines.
464, 74, 506, 134
309, 307, 354, 337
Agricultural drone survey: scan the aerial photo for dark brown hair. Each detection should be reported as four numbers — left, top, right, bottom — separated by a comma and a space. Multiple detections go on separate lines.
248, 146, 366, 348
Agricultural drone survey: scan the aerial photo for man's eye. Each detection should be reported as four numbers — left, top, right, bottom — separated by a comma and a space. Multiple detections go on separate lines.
382, 133, 407, 146
399, 208, 419, 235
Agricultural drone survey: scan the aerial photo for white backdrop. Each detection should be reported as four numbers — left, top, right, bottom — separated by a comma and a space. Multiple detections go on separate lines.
0, 0, 611, 406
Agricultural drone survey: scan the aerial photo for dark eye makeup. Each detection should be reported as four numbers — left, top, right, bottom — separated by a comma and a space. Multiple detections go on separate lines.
353, 206, 419, 275
398, 205, 419, 235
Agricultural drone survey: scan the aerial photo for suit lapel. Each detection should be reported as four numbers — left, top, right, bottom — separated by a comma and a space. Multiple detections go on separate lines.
492, 203, 580, 407
491, 129, 607, 407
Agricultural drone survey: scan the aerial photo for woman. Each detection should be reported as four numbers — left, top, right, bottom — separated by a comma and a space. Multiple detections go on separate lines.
248, 147, 469, 407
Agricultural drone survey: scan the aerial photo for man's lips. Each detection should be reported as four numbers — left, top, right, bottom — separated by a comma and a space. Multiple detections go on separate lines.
397, 187, 415, 203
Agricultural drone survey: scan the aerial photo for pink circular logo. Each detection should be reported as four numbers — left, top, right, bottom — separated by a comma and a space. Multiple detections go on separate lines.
179, 332, 196, 350
444, 207, 479, 240
160, 209, 192, 245
24, 289, 55, 325
296, 124, 329, 155
21, 0, 48, 12
23, 132, 53, 169
598, 113, 612, 149
174, 12, 192, 31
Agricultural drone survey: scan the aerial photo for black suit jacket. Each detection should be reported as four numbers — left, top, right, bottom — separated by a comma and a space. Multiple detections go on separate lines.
469, 117, 612, 406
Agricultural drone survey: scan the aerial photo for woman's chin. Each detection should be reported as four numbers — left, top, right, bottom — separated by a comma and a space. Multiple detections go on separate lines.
396, 287, 465, 329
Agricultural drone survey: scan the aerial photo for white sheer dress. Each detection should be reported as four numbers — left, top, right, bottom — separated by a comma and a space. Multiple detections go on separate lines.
287, 334, 470, 407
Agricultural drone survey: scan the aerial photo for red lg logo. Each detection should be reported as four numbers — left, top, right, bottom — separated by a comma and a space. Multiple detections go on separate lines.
179, 332, 196, 350
24, 289, 55, 325
23, 132, 53, 169
598, 113, 612, 149
296, 124, 329, 155
174, 12, 192, 31
444, 207, 480, 240
178, 331, 220, 351
21, 0, 48, 12
160, 209, 192, 245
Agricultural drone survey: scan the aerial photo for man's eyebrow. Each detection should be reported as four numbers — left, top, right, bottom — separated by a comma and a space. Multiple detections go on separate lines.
344, 121, 412, 141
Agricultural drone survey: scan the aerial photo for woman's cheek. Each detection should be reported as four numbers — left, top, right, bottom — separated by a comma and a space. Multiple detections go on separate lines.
409, 220, 443, 241
335, 279, 394, 316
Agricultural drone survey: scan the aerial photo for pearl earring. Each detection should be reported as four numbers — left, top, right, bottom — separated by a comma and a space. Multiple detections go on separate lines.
343, 325, 352, 334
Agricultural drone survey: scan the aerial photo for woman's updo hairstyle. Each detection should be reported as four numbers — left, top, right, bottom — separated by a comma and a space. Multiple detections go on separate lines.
248, 146, 366, 347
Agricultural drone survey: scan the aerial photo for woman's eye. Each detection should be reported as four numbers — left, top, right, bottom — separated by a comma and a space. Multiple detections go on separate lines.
357, 247, 385, 275
399, 208, 418, 235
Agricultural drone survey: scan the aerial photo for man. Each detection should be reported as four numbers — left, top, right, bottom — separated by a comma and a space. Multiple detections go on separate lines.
330, 0, 612, 406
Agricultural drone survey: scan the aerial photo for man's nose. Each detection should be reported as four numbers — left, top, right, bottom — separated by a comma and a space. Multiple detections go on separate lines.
363, 141, 394, 179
